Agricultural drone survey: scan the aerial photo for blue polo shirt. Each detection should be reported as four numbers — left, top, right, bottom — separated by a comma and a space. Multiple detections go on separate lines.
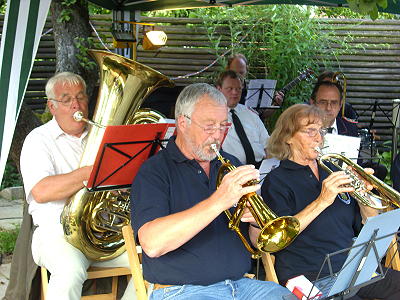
131, 136, 252, 285
261, 159, 362, 283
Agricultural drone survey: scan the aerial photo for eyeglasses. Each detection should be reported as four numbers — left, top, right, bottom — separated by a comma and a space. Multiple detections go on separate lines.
299, 128, 328, 137
49, 94, 88, 107
315, 100, 341, 108
184, 115, 230, 134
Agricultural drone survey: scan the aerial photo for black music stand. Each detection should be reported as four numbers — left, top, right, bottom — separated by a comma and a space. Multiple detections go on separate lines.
357, 99, 400, 163
245, 79, 278, 110
86, 123, 175, 191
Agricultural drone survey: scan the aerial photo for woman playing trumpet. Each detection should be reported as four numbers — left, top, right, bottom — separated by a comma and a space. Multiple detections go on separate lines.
262, 104, 400, 299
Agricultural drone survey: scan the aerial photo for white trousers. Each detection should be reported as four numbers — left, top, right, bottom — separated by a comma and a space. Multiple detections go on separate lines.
32, 223, 136, 300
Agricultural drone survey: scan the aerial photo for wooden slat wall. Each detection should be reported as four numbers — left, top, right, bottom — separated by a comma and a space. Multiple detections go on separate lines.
319, 19, 400, 147
1, 15, 400, 147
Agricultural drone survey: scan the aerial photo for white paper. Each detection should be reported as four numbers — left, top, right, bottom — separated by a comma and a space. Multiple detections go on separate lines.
245, 79, 277, 109
322, 134, 361, 163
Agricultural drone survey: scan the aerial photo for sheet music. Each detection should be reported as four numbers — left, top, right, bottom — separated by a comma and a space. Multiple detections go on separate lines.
162, 124, 176, 148
245, 79, 277, 109
322, 134, 361, 163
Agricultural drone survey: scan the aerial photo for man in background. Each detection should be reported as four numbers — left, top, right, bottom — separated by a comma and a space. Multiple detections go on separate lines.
217, 70, 269, 167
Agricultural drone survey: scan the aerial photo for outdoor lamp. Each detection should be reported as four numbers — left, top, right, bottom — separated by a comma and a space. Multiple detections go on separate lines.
142, 30, 167, 50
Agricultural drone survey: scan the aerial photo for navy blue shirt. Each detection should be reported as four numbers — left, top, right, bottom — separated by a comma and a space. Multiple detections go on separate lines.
131, 136, 252, 285
261, 159, 362, 283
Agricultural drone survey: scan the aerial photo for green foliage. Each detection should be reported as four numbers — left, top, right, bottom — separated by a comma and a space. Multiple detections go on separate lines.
187, 5, 352, 130
34, 110, 52, 124
145, 9, 191, 18
88, 3, 110, 14
57, 0, 78, 23
345, 0, 396, 20
74, 37, 98, 71
376, 141, 394, 184
0, 0, 6, 14
0, 226, 20, 255
317, 6, 398, 19
0, 161, 22, 190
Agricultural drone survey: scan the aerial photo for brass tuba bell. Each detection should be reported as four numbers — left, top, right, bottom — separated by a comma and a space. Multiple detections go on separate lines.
317, 151, 400, 210
211, 144, 300, 258
61, 50, 174, 261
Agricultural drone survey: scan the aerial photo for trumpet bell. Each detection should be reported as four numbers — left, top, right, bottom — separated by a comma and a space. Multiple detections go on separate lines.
211, 144, 299, 257
258, 216, 300, 253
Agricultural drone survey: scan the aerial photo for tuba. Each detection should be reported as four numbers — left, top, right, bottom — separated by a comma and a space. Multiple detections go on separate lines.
211, 144, 300, 258
317, 150, 400, 210
61, 50, 173, 261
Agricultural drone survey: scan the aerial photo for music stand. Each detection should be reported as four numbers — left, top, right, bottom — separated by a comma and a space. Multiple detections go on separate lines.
295, 209, 400, 300
86, 123, 175, 191
245, 79, 277, 110
356, 99, 400, 163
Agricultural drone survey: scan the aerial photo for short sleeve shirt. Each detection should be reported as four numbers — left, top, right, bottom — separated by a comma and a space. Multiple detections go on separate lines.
20, 118, 88, 227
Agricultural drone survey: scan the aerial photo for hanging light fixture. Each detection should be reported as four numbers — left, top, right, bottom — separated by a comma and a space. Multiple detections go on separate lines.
142, 30, 168, 50
112, 20, 167, 51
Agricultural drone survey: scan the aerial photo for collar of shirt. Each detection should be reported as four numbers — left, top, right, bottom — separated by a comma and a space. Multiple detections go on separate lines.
165, 135, 224, 167
280, 159, 311, 171
48, 117, 88, 142
330, 119, 338, 135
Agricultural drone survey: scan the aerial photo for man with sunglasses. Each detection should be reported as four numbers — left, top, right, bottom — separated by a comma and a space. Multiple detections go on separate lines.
131, 83, 291, 299
216, 70, 269, 168
19, 72, 134, 300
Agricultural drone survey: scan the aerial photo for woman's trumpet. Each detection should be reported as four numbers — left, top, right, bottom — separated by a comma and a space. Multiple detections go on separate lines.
315, 147, 400, 210
210, 144, 300, 258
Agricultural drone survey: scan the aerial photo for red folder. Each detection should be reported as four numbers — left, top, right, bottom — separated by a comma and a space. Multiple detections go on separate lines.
87, 123, 175, 191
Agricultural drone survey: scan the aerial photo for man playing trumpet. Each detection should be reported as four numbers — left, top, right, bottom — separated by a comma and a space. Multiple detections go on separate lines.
131, 83, 291, 299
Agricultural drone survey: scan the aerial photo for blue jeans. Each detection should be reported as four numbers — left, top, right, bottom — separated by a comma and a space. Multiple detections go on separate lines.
149, 278, 291, 300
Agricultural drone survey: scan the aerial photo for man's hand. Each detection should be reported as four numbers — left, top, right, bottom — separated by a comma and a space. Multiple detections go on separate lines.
214, 165, 260, 211
272, 91, 285, 106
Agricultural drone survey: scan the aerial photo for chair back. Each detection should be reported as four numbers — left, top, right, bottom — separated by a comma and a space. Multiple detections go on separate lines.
122, 225, 148, 300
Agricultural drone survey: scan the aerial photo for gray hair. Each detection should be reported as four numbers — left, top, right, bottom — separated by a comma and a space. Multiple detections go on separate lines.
46, 72, 87, 107
174, 83, 227, 119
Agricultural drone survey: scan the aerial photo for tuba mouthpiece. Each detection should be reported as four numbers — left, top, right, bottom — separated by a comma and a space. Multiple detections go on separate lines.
73, 111, 84, 122
72, 111, 106, 129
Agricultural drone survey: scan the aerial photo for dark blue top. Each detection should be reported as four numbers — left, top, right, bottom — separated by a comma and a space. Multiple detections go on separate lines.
391, 153, 400, 192
261, 159, 362, 283
336, 116, 359, 137
131, 136, 252, 285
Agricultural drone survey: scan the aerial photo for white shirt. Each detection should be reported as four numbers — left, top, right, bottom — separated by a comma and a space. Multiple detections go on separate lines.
222, 104, 269, 164
20, 118, 88, 227
330, 119, 338, 135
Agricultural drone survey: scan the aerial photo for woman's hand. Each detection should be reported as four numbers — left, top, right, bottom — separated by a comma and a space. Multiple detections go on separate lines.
317, 171, 354, 207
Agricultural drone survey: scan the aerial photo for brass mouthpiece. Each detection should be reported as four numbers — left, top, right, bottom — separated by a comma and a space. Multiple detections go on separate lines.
73, 111, 84, 122
73, 111, 105, 129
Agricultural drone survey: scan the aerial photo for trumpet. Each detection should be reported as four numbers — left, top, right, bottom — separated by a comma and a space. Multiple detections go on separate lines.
315, 147, 400, 210
211, 144, 300, 258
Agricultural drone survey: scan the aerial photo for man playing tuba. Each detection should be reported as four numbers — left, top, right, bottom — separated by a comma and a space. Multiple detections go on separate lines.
20, 72, 135, 300
131, 83, 291, 299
